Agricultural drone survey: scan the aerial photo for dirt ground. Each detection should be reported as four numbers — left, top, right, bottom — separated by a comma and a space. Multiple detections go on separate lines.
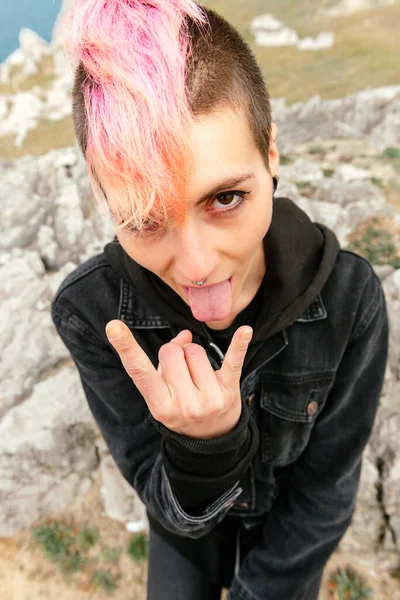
0, 475, 399, 600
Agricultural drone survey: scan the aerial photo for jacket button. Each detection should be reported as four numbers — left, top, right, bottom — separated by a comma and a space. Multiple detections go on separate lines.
246, 394, 255, 406
306, 400, 319, 416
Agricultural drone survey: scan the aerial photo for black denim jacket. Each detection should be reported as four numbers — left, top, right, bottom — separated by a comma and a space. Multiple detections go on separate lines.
51, 247, 388, 600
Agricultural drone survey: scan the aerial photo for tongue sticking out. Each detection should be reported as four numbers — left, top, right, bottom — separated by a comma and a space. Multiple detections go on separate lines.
187, 278, 232, 322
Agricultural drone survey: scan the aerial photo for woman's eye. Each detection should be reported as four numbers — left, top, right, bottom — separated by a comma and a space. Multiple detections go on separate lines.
142, 219, 159, 231
210, 191, 248, 211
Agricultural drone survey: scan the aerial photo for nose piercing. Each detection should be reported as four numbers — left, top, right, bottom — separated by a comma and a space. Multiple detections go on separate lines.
191, 278, 207, 286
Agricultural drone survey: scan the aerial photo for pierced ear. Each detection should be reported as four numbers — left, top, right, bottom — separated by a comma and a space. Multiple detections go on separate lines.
273, 175, 279, 195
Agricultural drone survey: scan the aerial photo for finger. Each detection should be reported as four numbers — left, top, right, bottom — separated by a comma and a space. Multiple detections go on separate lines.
157, 330, 193, 377
183, 343, 220, 393
158, 342, 195, 399
105, 320, 167, 404
171, 329, 193, 347
216, 326, 253, 390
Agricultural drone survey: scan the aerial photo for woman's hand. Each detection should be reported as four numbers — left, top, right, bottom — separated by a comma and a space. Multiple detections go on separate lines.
105, 320, 253, 439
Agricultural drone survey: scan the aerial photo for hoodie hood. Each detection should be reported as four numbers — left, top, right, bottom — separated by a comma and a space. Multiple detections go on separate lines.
104, 197, 340, 363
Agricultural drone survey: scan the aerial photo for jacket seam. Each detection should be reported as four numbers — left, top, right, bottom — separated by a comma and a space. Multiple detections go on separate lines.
351, 272, 384, 343
52, 259, 113, 304
260, 372, 334, 384
51, 305, 110, 350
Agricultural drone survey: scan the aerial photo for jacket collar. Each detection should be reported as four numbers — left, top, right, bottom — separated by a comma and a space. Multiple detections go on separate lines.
119, 277, 327, 329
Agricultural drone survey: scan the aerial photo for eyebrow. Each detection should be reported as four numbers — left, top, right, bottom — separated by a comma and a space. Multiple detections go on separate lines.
106, 171, 256, 225
195, 171, 256, 205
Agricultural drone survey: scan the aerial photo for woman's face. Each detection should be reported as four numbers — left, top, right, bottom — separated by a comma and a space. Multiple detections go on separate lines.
99, 108, 279, 329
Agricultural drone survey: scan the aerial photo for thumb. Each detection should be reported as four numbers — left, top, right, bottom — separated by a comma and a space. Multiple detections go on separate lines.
216, 326, 253, 391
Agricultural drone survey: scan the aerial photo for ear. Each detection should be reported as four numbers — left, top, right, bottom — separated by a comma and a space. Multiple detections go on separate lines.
268, 123, 280, 176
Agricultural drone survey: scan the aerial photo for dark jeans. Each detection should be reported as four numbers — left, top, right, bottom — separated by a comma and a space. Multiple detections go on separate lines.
147, 527, 222, 600
147, 524, 324, 600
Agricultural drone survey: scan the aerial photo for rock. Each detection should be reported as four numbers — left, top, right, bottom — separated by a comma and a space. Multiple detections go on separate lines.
53, 183, 85, 249
0, 28, 74, 149
0, 367, 99, 536
298, 32, 335, 51
38, 224, 59, 269
339, 441, 389, 555
48, 261, 78, 296
369, 98, 400, 151
250, 14, 334, 51
329, 0, 398, 15
313, 178, 384, 206
250, 14, 299, 47
304, 199, 343, 235
383, 270, 400, 378
279, 158, 324, 183
277, 172, 394, 245
18, 29, 52, 65
374, 265, 396, 281
370, 373, 400, 555
0, 253, 70, 413
0, 91, 43, 148
309, 179, 393, 243
0, 29, 51, 84
0, 150, 114, 269
275, 86, 400, 153
335, 164, 370, 182
100, 454, 148, 526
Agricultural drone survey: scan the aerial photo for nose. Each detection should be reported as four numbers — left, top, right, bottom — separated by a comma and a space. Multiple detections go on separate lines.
173, 221, 219, 283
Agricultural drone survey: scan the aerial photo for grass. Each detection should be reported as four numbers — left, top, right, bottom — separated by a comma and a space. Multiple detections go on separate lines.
382, 147, 400, 160
346, 218, 400, 269
295, 181, 313, 189
127, 533, 148, 563
328, 564, 373, 599
90, 569, 121, 595
280, 154, 293, 165
31, 521, 91, 578
76, 524, 100, 552
30, 519, 150, 595
101, 546, 123, 565
0, 115, 75, 160
309, 146, 325, 154
203, 1, 400, 104
381, 147, 400, 176
0, 54, 55, 95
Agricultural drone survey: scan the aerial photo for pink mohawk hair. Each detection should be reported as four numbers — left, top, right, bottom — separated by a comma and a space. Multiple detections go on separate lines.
63, 0, 208, 232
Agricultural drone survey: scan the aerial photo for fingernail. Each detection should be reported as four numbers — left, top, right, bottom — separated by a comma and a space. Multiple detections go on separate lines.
106, 324, 122, 340
242, 328, 253, 342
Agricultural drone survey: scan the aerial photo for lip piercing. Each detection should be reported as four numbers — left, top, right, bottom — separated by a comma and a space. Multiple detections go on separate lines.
191, 279, 207, 286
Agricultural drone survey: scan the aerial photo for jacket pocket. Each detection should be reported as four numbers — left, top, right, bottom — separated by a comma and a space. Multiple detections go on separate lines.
259, 375, 333, 465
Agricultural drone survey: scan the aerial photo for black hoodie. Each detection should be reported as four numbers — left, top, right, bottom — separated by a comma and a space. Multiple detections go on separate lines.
104, 197, 340, 513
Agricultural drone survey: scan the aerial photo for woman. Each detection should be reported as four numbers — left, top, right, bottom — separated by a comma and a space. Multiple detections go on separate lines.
52, 1, 389, 599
